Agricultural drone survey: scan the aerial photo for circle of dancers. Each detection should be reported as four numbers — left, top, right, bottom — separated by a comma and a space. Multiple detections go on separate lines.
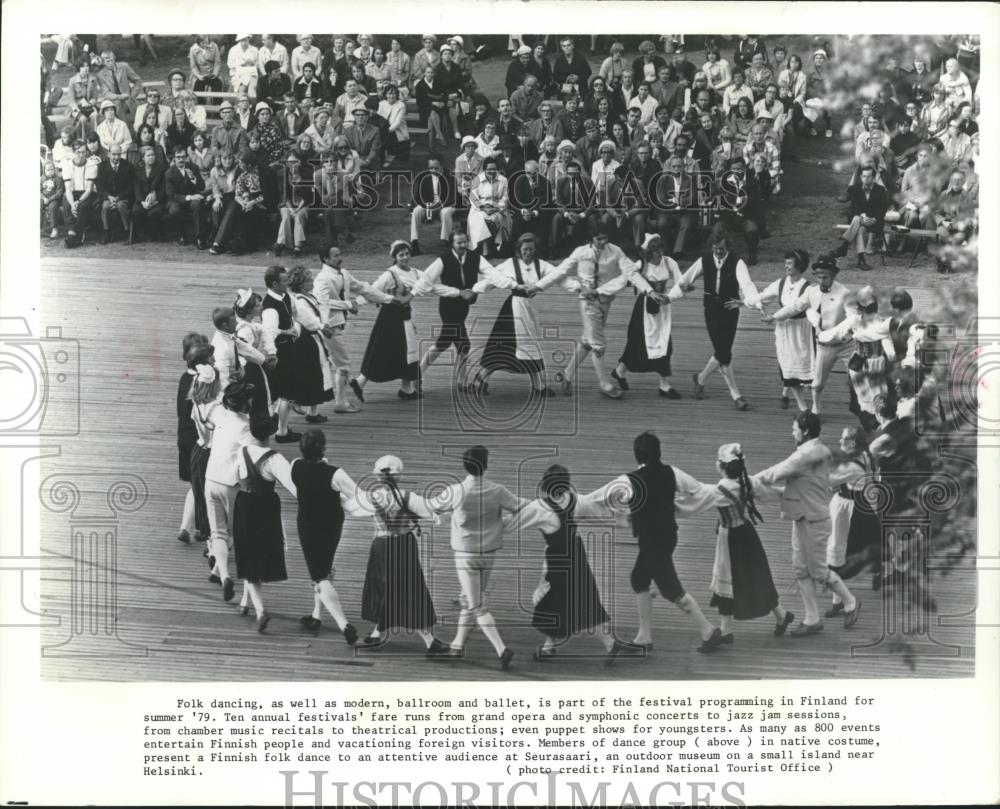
174, 227, 934, 667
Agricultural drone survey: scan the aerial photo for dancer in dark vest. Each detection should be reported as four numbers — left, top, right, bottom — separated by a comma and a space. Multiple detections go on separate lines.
260, 265, 302, 444
412, 230, 493, 392
602, 431, 725, 652
680, 230, 763, 411
291, 428, 359, 646
232, 415, 296, 633
176, 332, 210, 543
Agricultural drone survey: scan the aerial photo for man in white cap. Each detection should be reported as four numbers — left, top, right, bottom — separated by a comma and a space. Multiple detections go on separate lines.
753, 411, 862, 636
555, 227, 654, 399
211, 100, 249, 154
95, 99, 131, 151
291, 34, 322, 81
343, 107, 383, 170
227, 34, 259, 95
510, 74, 542, 122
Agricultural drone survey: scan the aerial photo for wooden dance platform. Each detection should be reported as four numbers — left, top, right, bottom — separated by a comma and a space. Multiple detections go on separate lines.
36, 255, 975, 681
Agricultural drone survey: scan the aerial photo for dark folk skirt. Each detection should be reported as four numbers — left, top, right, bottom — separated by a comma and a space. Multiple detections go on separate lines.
710, 523, 780, 620
532, 534, 609, 638
360, 304, 419, 383
619, 294, 673, 376
233, 489, 288, 584
361, 533, 436, 631
292, 333, 334, 406
481, 295, 544, 375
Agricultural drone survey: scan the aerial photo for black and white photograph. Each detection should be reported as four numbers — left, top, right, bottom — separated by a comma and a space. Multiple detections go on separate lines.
2, 4, 998, 806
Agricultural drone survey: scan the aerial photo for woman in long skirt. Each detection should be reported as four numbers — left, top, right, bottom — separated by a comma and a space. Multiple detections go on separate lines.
502, 463, 635, 663
286, 266, 335, 422
232, 416, 296, 633
471, 232, 571, 396
706, 444, 794, 642
827, 426, 883, 612
613, 233, 686, 399
233, 288, 274, 421
351, 454, 449, 656
292, 427, 359, 646
759, 249, 815, 411
187, 357, 221, 578
177, 332, 210, 543
353, 240, 421, 400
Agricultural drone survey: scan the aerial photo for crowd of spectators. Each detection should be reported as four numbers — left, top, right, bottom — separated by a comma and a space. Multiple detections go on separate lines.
40, 34, 979, 272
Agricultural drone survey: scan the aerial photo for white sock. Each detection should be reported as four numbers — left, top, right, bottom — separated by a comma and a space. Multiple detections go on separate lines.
719, 364, 742, 400
476, 611, 506, 656
633, 591, 654, 644
698, 357, 720, 385
799, 577, 820, 625
239, 582, 250, 609
276, 400, 291, 435
316, 580, 349, 630
451, 609, 476, 650
245, 581, 265, 618
827, 573, 857, 612
599, 623, 615, 651
791, 385, 809, 411
181, 489, 195, 533
720, 615, 734, 635
658, 374, 672, 392
311, 592, 322, 621
677, 593, 715, 639
541, 636, 557, 651
417, 629, 435, 648
355, 374, 368, 388
212, 539, 230, 581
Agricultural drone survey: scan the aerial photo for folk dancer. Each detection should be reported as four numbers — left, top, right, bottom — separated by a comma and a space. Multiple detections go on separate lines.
292, 428, 361, 646
752, 411, 862, 636
353, 241, 423, 401
612, 233, 685, 399
412, 230, 494, 393
554, 229, 658, 400
759, 249, 815, 412
817, 285, 896, 433
313, 245, 399, 413
682, 230, 763, 411
352, 454, 451, 656
766, 255, 851, 416
260, 266, 302, 443
470, 233, 573, 397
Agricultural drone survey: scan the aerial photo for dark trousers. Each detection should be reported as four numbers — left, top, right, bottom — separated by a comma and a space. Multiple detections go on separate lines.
167, 198, 205, 240
101, 198, 132, 234
630, 533, 684, 602
68, 191, 99, 233
551, 212, 595, 252
131, 202, 166, 240
656, 211, 697, 255
211, 195, 240, 246
704, 298, 740, 366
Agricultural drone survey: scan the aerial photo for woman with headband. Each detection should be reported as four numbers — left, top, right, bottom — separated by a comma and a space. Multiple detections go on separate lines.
612, 233, 685, 400
759, 249, 815, 412
353, 240, 421, 401
353, 455, 450, 656
232, 288, 275, 422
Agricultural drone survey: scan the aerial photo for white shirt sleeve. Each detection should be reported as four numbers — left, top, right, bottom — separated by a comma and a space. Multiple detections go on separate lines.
412, 257, 460, 297
259, 451, 297, 496
735, 260, 762, 309
759, 278, 782, 304
666, 259, 685, 301
679, 257, 704, 287
616, 249, 653, 295
502, 498, 560, 534
332, 467, 358, 501
347, 270, 394, 306
533, 259, 568, 291
260, 308, 279, 354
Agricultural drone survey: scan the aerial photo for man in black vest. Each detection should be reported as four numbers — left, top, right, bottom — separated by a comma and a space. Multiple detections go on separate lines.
619, 431, 724, 652
680, 230, 764, 411
260, 265, 301, 444
413, 230, 493, 391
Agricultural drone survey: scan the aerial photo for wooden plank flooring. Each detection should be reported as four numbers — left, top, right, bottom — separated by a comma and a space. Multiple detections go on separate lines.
36, 255, 975, 681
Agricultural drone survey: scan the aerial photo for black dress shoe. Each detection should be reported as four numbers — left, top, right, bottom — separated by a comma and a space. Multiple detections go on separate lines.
343, 623, 359, 646
275, 430, 302, 443
222, 578, 235, 602
177, 529, 191, 543
611, 369, 629, 390
426, 639, 450, 657
774, 610, 795, 636
692, 373, 705, 399
299, 616, 322, 633
305, 414, 328, 423
719, 633, 734, 644
359, 634, 387, 649
349, 378, 365, 402
824, 602, 845, 619
780, 396, 790, 409
734, 397, 750, 411
398, 389, 422, 400
256, 613, 271, 633
658, 387, 681, 399
208, 574, 221, 585
499, 648, 515, 669
697, 627, 724, 653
